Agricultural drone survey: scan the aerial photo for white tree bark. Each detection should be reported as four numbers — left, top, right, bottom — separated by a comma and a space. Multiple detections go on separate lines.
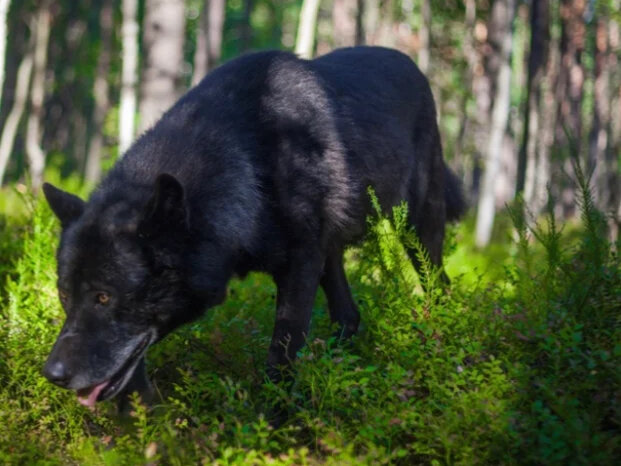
295, 0, 321, 59
418, 0, 431, 74
85, 0, 114, 183
0, 0, 11, 111
25, 4, 51, 191
475, 0, 515, 248
588, 16, 611, 209
332, 0, 357, 48
0, 50, 33, 186
139, 0, 186, 133
208, 0, 225, 66
119, 0, 139, 155
192, 0, 226, 86
454, 0, 476, 190
529, 14, 559, 216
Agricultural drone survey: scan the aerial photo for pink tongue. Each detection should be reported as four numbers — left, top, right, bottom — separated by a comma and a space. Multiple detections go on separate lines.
77, 381, 109, 407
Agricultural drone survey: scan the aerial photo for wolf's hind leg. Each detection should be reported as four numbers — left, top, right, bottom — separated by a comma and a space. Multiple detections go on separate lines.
320, 248, 360, 339
407, 169, 450, 285
266, 247, 325, 384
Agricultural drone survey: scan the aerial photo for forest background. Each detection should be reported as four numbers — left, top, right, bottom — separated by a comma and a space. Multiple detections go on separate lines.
0, 0, 620, 243
0, 0, 619, 464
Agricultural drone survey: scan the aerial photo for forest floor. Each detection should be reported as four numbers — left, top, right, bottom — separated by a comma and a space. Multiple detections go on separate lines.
0, 182, 619, 465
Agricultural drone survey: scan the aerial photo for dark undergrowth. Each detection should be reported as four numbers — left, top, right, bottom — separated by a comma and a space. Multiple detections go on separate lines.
0, 174, 619, 464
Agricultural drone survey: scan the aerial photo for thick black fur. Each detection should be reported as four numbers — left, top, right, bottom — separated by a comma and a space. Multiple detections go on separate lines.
42, 47, 465, 407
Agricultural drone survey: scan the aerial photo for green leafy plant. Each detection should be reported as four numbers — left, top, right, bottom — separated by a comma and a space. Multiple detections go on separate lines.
0, 180, 618, 464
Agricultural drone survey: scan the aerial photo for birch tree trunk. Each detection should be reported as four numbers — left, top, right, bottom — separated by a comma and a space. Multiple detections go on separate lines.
554, 0, 586, 218
470, 1, 498, 202
139, 0, 186, 133
26, 3, 51, 191
119, 0, 139, 155
364, 0, 380, 45
454, 0, 476, 194
85, 0, 114, 184
0, 48, 33, 186
193, 2, 208, 86
295, 0, 321, 59
556, 0, 586, 146
355, 0, 364, 45
518, 0, 549, 201
530, 11, 560, 217
475, 0, 515, 248
418, 0, 431, 74
192, 0, 226, 86
208, 0, 225, 66
0, 0, 11, 110
609, 2, 621, 239
588, 16, 611, 210
333, 0, 357, 48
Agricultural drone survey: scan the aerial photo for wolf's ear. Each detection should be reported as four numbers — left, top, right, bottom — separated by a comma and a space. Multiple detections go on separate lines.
42, 183, 85, 227
138, 173, 188, 237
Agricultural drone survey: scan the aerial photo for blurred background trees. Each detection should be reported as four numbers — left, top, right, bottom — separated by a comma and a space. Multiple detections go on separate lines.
0, 0, 619, 246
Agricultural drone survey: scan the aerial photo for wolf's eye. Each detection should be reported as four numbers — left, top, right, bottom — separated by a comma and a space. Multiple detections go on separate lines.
96, 292, 110, 305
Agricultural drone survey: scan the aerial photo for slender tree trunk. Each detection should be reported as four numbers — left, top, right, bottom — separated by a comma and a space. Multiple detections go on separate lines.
26, 3, 51, 191
470, 0, 504, 202
295, 0, 321, 59
192, 0, 226, 86
0, 0, 11, 110
608, 2, 621, 239
454, 0, 476, 188
240, 0, 253, 52
119, 0, 139, 155
0, 48, 33, 186
377, 0, 395, 48
588, 16, 611, 210
418, 0, 431, 74
315, 1, 332, 56
85, 0, 114, 184
355, 0, 365, 45
475, 0, 515, 247
554, 0, 586, 218
193, 1, 208, 85
333, 0, 365, 48
333, 0, 357, 48
530, 9, 560, 217
364, 0, 380, 45
517, 0, 549, 199
556, 0, 586, 146
209, 0, 225, 60
139, 0, 186, 133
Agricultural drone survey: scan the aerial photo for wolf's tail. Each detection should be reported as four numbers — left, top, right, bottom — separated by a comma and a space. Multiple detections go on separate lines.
444, 164, 467, 222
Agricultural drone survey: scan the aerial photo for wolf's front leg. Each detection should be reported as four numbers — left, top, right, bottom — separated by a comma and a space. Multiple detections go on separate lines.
266, 247, 324, 384
116, 358, 155, 414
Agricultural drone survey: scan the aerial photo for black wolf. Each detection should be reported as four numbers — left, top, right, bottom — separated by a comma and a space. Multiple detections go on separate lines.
42, 47, 465, 408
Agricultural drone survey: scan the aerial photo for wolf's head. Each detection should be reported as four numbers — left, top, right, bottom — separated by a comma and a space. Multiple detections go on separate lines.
41, 174, 224, 407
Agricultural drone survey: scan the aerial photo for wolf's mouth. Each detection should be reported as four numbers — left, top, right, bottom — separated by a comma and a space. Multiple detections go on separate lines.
76, 333, 152, 407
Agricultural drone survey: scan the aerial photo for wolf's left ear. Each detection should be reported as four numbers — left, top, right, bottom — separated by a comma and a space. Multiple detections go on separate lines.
139, 173, 188, 237
42, 183, 85, 227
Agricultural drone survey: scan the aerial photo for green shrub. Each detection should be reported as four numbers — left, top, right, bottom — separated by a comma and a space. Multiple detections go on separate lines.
0, 177, 618, 463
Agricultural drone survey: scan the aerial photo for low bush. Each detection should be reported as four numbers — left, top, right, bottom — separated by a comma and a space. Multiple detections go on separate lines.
0, 176, 618, 464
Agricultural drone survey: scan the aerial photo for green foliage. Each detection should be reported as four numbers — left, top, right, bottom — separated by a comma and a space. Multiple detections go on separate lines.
504, 163, 621, 464
0, 180, 619, 463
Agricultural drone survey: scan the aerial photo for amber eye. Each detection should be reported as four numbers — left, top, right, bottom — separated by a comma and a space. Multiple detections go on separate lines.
96, 292, 110, 305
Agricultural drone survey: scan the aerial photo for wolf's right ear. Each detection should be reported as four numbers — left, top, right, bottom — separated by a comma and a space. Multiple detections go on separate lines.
138, 173, 188, 238
42, 183, 85, 227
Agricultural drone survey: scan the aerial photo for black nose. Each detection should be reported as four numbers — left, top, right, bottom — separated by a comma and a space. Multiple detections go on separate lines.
43, 359, 71, 387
